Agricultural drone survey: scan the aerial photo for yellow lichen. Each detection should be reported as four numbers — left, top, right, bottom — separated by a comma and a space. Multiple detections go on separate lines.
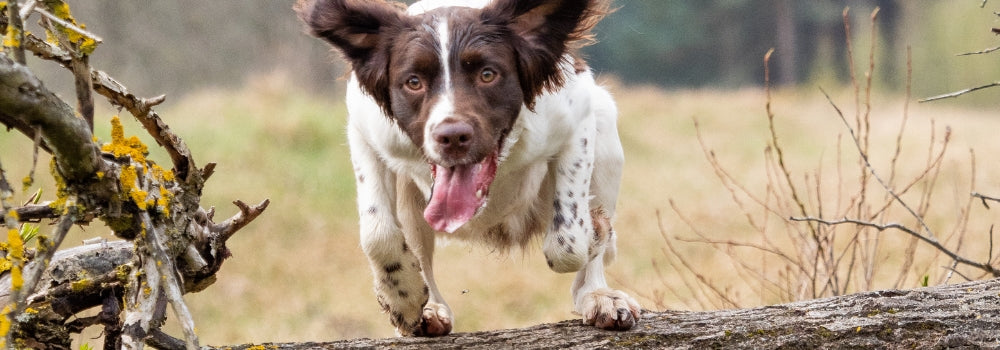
101, 116, 149, 164
157, 185, 172, 218
21, 176, 32, 192
3, 25, 21, 49
115, 264, 131, 281
48, 159, 69, 213
119, 165, 149, 211
49, 2, 72, 20
6, 229, 23, 291
151, 164, 175, 182
0, 304, 11, 340
70, 278, 92, 292
46, 1, 98, 55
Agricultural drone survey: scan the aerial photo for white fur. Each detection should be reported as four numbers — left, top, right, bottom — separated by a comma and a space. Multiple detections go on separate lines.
343, 0, 639, 336
422, 19, 454, 162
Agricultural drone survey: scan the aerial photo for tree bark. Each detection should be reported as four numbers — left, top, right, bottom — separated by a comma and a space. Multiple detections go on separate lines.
221, 278, 1000, 349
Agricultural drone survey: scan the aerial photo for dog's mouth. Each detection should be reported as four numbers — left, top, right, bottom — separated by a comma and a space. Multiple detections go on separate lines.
423, 151, 498, 233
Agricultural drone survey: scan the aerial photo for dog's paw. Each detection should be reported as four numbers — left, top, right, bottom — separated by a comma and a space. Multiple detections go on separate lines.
412, 302, 453, 337
580, 288, 642, 331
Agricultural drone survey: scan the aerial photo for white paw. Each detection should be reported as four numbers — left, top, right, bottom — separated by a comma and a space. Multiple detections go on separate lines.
414, 301, 452, 337
579, 288, 642, 331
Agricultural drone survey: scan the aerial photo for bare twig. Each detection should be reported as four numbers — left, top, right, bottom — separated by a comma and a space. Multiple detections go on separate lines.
31, 5, 103, 44
972, 192, 1000, 209
920, 82, 1000, 102
214, 199, 271, 241
659, 206, 740, 309
888, 47, 912, 186
819, 87, 940, 240
789, 217, 998, 277
36, 6, 96, 130
17, 0, 38, 20
957, 45, 1000, 56
764, 49, 814, 236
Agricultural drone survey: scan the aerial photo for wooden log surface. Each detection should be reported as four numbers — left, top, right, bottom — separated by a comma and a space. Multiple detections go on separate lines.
219, 278, 1000, 349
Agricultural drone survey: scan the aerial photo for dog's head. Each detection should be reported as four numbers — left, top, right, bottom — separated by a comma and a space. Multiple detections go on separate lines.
297, 0, 607, 232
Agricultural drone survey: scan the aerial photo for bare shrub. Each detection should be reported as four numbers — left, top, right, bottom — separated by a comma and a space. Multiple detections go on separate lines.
656, 7, 998, 309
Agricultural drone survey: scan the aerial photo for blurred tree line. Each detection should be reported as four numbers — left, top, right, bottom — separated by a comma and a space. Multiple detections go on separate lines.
27, 0, 1000, 101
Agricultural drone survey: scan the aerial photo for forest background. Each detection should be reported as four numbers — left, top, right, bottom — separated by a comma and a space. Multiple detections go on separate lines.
2, 0, 1000, 346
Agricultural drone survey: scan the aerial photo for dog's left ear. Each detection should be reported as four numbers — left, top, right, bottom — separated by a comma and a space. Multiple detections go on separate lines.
482, 0, 609, 108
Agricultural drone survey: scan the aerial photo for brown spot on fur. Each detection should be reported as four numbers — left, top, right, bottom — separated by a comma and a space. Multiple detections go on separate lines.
590, 207, 611, 249
391, 311, 405, 327
384, 262, 402, 274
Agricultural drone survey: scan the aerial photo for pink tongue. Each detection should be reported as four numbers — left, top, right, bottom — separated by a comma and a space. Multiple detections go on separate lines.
424, 164, 482, 233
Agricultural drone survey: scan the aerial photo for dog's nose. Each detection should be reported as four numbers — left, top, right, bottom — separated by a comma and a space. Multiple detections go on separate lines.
433, 121, 474, 153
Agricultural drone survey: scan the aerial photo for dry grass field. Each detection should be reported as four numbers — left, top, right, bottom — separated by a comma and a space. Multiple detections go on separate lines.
2, 72, 999, 346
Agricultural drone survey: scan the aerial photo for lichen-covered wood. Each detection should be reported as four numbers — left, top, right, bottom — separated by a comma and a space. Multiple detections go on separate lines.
223, 278, 1000, 349
1, 5, 268, 347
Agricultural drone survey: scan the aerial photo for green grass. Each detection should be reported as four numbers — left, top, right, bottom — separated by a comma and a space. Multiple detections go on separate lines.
2, 73, 1000, 346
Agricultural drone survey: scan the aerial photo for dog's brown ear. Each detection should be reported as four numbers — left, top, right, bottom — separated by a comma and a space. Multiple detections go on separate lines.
296, 0, 408, 114
481, 0, 609, 108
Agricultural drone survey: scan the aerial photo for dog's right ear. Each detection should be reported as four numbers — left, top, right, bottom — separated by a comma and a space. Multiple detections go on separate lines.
295, 0, 407, 114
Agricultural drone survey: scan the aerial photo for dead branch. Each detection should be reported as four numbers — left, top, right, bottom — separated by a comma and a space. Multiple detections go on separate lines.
0, 54, 101, 182
789, 217, 998, 278
218, 278, 1000, 349
17, 26, 196, 182
0, 5, 267, 347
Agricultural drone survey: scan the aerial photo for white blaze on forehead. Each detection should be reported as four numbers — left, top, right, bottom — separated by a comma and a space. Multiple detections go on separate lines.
423, 18, 455, 161
407, 0, 492, 15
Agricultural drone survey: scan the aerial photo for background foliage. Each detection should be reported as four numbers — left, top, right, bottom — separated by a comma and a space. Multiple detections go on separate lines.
20, 0, 1000, 102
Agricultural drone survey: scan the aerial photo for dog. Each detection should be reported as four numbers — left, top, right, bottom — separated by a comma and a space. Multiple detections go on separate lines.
296, 0, 641, 336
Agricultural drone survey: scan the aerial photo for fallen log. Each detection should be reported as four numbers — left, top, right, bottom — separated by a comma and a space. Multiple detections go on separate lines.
221, 278, 1000, 349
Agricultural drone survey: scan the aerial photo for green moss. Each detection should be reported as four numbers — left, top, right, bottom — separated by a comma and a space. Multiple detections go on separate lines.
815, 326, 834, 338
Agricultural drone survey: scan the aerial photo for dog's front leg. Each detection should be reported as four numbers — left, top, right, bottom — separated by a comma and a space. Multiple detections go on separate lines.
350, 134, 431, 336
543, 114, 597, 273
397, 178, 453, 336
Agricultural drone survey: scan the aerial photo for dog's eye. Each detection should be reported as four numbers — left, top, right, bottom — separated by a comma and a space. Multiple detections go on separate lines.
405, 76, 423, 91
480, 69, 497, 84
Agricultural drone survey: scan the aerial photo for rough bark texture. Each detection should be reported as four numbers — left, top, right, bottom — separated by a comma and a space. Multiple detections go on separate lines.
222, 278, 1000, 349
